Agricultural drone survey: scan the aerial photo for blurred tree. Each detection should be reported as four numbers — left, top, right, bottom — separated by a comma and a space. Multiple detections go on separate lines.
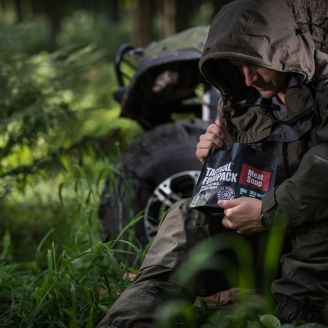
108, 0, 120, 23
133, 0, 153, 46
44, 0, 65, 48
175, 0, 194, 32
14, 0, 22, 22
161, 0, 195, 37
4, 0, 125, 49
159, 0, 229, 38
162, 0, 175, 36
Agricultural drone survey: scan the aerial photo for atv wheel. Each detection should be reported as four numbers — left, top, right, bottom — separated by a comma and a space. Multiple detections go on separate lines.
99, 118, 208, 245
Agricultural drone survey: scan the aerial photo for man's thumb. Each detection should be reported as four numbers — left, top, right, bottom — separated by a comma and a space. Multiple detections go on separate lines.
215, 118, 222, 126
218, 199, 237, 208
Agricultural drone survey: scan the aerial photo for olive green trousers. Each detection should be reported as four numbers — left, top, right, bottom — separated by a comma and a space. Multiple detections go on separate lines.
97, 199, 328, 327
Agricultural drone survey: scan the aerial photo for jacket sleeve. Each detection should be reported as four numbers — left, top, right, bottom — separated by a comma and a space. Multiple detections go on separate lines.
261, 88, 328, 229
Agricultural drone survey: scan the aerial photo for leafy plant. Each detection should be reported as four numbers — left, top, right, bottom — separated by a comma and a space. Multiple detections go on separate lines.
57, 11, 132, 60
0, 19, 52, 55
153, 227, 291, 328
0, 235, 142, 327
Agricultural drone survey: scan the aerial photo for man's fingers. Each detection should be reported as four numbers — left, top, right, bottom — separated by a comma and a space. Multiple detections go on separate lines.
199, 131, 224, 145
195, 121, 231, 163
222, 217, 233, 229
196, 137, 225, 162
207, 123, 226, 139
197, 138, 220, 148
196, 120, 233, 163
218, 198, 239, 209
222, 215, 238, 230
195, 149, 209, 162
197, 138, 225, 149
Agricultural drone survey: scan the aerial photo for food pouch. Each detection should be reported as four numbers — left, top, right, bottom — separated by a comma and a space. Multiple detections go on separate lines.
189, 143, 277, 214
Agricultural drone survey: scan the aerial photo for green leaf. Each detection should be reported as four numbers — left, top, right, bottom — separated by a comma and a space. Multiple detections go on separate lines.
0, 230, 12, 261
259, 314, 281, 328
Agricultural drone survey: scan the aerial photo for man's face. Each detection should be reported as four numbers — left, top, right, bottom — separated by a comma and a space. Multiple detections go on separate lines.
230, 60, 290, 99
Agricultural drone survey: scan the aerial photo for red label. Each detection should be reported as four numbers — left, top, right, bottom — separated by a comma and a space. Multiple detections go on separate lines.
239, 164, 271, 191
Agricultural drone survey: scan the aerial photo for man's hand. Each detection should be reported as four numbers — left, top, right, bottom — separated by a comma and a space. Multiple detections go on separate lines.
196, 119, 233, 163
218, 197, 264, 235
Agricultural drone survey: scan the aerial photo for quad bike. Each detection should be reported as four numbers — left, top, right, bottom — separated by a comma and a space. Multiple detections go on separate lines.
98, 26, 220, 245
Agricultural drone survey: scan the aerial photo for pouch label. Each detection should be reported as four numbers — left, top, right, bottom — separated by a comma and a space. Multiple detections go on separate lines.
239, 164, 271, 192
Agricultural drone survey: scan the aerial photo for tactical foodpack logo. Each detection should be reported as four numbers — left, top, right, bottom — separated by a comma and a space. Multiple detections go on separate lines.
202, 162, 237, 186
189, 162, 239, 207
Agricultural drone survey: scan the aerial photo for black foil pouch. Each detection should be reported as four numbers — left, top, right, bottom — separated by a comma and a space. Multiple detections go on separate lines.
189, 143, 277, 214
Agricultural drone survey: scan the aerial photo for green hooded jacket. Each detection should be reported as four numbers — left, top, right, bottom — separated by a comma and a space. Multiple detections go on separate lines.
199, 0, 328, 229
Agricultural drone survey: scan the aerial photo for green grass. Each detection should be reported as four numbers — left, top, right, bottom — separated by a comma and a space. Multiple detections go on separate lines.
0, 149, 145, 327
0, 237, 141, 327
0, 17, 145, 326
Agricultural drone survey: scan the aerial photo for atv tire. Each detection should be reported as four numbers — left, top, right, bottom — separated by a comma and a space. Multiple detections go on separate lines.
99, 118, 208, 245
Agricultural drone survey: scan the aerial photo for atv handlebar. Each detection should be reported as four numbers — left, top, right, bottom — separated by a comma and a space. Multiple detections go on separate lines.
114, 44, 145, 87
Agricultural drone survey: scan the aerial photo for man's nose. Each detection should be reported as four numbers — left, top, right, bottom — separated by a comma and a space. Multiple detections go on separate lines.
242, 65, 258, 87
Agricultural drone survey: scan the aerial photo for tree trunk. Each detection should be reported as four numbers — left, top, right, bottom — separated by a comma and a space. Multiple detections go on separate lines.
175, 0, 192, 32
162, 0, 211, 36
14, 0, 23, 23
163, 0, 176, 37
30, 0, 44, 15
44, 0, 65, 49
133, 0, 153, 46
1, 0, 6, 12
108, 0, 120, 23
98, 0, 120, 23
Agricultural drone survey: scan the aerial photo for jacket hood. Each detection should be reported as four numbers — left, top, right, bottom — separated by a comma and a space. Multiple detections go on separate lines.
199, 0, 316, 97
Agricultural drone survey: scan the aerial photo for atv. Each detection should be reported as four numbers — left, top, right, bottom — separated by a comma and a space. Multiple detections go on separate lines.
99, 26, 220, 245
